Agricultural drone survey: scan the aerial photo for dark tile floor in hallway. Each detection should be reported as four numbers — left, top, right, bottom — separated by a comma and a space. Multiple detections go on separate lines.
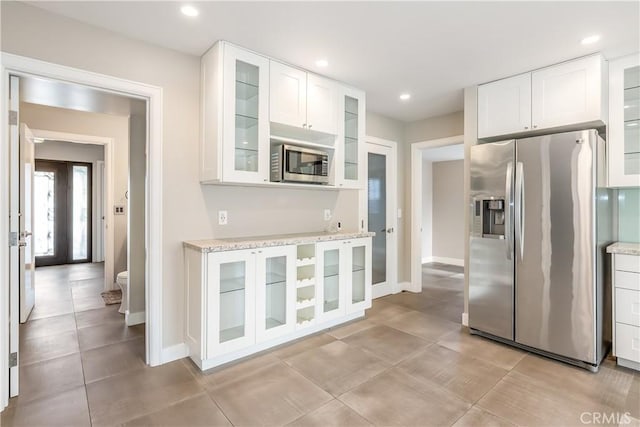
2, 262, 638, 426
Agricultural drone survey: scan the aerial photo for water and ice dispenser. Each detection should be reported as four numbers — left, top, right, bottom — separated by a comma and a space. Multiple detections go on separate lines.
472, 198, 506, 239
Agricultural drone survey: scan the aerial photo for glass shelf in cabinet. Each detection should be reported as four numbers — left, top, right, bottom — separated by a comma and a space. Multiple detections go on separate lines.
624, 120, 640, 154
220, 277, 246, 294
324, 264, 339, 278
623, 66, 640, 91
236, 60, 259, 87
236, 80, 260, 102
345, 97, 359, 115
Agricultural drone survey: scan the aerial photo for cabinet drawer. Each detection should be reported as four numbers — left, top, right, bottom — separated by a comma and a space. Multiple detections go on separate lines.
616, 322, 640, 363
615, 271, 640, 291
616, 288, 640, 326
616, 254, 640, 273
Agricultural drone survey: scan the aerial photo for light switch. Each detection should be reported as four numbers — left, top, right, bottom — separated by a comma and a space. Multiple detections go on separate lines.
114, 205, 125, 215
324, 209, 332, 221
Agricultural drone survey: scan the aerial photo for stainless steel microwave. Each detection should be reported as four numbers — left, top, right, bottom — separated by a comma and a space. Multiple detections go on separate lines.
270, 144, 329, 184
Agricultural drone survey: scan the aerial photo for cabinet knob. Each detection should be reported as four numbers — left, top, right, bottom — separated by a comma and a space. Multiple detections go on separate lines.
308, 124, 313, 129
524, 126, 529, 130
303, 123, 307, 128
533, 125, 538, 129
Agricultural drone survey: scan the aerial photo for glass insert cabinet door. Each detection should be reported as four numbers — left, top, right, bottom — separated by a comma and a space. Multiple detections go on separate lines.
346, 238, 372, 314
339, 87, 366, 188
222, 44, 270, 183
609, 53, 640, 187
316, 241, 345, 321
623, 65, 640, 176
255, 246, 296, 342
207, 250, 256, 357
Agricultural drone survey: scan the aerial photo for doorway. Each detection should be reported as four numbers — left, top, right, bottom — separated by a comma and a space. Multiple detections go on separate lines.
363, 137, 398, 299
410, 135, 465, 317
34, 160, 93, 266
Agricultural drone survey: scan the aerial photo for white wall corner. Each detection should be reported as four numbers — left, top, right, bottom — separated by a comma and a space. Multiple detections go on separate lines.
125, 310, 145, 326
399, 280, 419, 293
462, 312, 469, 327
161, 342, 189, 364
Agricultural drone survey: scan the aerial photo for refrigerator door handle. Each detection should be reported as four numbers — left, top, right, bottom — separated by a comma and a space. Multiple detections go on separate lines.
505, 161, 514, 260
515, 162, 525, 260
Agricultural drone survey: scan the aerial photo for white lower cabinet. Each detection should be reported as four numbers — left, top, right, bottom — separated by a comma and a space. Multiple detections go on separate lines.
612, 253, 640, 371
316, 238, 373, 323
255, 246, 297, 343
206, 249, 256, 359
185, 236, 372, 370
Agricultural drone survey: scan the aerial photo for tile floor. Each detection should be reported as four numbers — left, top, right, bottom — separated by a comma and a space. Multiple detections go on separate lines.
2, 262, 639, 426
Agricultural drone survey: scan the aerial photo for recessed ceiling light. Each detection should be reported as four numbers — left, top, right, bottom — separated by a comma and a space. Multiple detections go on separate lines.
399, 93, 411, 101
33, 137, 45, 144
315, 59, 329, 67
624, 105, 630, 109
181, 5, 199, 17
581, 34, 600, 45
627, 122, 638, 127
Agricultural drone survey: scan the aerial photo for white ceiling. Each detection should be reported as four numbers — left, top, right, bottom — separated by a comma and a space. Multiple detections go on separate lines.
26, 1, 640, 122
422, 143, 464, 162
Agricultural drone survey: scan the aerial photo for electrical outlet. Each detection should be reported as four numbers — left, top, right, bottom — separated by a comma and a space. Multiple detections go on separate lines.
218, 210, 228, 225
324, 209, 332, 221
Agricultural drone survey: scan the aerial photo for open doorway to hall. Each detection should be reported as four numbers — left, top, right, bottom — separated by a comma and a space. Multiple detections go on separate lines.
8, 74, 149, 404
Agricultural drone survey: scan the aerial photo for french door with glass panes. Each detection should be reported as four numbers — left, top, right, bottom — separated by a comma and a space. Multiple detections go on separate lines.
34, 160, 92, 266
222, 44, 270, 183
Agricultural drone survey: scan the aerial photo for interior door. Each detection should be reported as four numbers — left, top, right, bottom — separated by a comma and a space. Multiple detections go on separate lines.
8, 75, 20, 397
19, 124, 36, 323
365, 141, 397, 297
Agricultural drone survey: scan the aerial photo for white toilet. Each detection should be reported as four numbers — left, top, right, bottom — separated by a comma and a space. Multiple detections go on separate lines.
116, 271, 128, 314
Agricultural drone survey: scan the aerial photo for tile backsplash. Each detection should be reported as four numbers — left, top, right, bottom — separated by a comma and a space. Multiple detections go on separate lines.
618, 188, 640, 243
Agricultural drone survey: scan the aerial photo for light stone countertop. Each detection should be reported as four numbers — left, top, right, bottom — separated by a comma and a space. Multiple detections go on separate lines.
184, 231, 375, 253
606, 242, 640, 256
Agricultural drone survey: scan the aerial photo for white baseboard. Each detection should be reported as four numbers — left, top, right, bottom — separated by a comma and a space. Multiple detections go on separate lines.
162, 343, 189, 364
423, 256, 464, 267
462, 312, 469, 327
125, 310, 145, 326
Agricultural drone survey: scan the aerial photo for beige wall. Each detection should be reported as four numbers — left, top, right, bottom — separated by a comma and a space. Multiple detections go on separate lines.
1, 2, 360, 349
128, 115, 146, 316
20, 102, 129, 280
3, 1, 468, 350
432, 160, 464, 260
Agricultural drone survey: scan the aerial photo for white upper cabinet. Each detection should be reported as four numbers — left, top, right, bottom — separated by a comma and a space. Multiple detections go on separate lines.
336, 86, 365, 188
478, 73, 532, 139
531, 55, 605, 130
270, 60, 337, 135
201, 42, 270, 184
608, 53, 640, 188
478, 54, 606, 140
201, 41, 364, 187
306, 74, 338, 134
269, 61, 307, 129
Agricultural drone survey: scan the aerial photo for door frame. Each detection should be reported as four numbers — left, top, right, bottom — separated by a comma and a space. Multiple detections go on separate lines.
410, 135, 465, 294
1, 53, 164, 411
361, 136, 398, 299
31, 129, 115, 290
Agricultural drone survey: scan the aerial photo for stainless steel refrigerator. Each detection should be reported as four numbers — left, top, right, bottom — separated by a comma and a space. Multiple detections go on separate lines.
469, 129, 614, 371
